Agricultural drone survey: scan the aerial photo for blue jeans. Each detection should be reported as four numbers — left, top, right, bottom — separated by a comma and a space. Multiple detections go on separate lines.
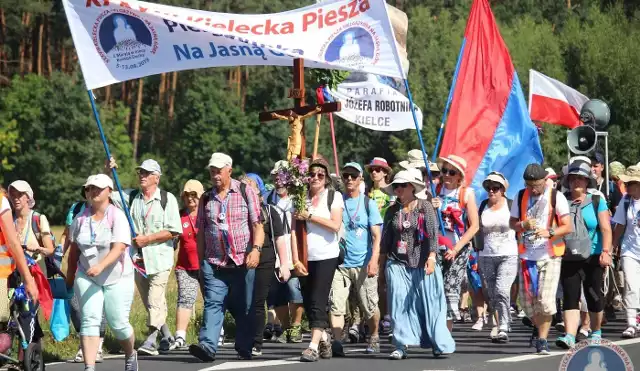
198, 261, 255, 355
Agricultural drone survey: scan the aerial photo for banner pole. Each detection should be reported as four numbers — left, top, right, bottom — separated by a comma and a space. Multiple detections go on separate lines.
87, 90, 146, 277
432, 40, 465, 162
328, 113, 340, 173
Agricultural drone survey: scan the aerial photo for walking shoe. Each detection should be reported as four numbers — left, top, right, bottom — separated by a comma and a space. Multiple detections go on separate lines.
189, 343, 215, 362
461, 309, 472, 323
275, 330, 288, 344
319, 338, 332, 359
529, 327, 539, 348
366, 336, 380, 354
218, 334, 225, 347
622, 326, 637, 339
73, 348, 84, 363
555, 334, 575, 349
272, 324, 284, 341
288, 324, 303, 343
96, 348, 104, 363
489, 326, 498, 340
300, 348, 319, 362
555, 322, 566, 333
495, 330, 509, 344
576, 328, 590, 342
348, 325, 360, 344
389, 349, 407, 360
158, 337, 175, 354
252, 346, 262, 357
124, 351, 138, 371
471, 318, 484, 331
263, 323, 274, 340
517, 310, 526, 318
331, 340, 345, 357
138, 341, 159, 356
536, 338, 550, 355
587, 330, 602, 341
237, 351, 252, 360
172, 337, 188, 350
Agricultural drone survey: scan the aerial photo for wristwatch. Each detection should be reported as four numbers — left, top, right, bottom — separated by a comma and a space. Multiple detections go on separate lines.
253, 245, 263, 252
549, 228, 556, 237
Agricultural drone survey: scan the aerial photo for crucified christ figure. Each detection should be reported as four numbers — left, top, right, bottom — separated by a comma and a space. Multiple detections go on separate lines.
272, 106, 322, 161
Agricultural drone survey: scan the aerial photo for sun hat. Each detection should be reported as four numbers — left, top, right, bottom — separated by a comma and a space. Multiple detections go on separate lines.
136, 159, 162, 175
310, 156, 331, 174
619, 165, 640, 184
383, 170, 427, 200
400, 149, 439, 172
609, 161, 626, 179
83, 174, 114, 190
569, 156, 591, 166
8, 180, 35, 208
437, 154, 467, 177
564, 161, 597, 189
270, 160, 289, 175
182, 179, 205, 198
482, 171, 509, 191
207, 153, 233, 169
364, 157, 392, 173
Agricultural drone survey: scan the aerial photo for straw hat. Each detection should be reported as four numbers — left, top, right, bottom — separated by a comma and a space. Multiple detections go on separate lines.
619, 165, 640, 184
399, 149, 439, 172
482, 171, 509, 191
383, 170, 427, 200
437, 154, 467, 177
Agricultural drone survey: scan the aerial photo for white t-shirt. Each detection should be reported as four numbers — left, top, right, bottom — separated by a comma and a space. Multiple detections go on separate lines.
274, 196, 293, 268
480, 201, 517, 257
306, 190, 344, 261
438, 186, 474, 246
0, 197, 10, 217
612, 197, 640, 261
70, 205, 133, 286
510, 188, 570, 261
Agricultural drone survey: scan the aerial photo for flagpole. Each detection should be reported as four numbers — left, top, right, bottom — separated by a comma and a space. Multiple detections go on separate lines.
87, 90, 146, 277
432, 40, 466, 162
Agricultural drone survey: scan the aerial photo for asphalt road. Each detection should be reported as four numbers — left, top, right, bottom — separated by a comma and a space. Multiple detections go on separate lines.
47, 317, 640, 371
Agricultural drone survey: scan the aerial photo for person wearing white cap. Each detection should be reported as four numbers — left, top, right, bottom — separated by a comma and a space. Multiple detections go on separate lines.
105, 157, 182, 355
0, 187, 39, 329
65, 174, 138, 371
399, 149, 441, 187
7, 180, 56, 274
432, 155, 480, 331
379, 170, 454, 359
190, 152, 264, 362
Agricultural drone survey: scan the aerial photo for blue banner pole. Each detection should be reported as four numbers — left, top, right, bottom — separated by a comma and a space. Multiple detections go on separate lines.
432, 40, 466, 162
87, 90, 146, 277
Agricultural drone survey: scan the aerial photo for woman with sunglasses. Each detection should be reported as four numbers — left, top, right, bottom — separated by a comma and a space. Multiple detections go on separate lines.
432, 155, 480, 331
476, 172, 517, 343
380, 170, 454, 360
291, 157, 344, 362
365, 158, 394, 218
66, 174, 138, 371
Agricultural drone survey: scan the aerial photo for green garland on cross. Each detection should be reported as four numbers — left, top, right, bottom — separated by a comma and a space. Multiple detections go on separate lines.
309, 69, 350, 90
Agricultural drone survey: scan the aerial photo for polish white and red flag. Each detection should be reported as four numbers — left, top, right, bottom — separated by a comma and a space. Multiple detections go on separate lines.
528, 69, 589, 129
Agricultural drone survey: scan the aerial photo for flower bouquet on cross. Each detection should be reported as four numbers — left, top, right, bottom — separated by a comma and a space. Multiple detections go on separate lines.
273, 156, 311, 214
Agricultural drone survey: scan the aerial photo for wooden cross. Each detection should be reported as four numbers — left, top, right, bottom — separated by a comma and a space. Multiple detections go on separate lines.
259, 58, 341, 160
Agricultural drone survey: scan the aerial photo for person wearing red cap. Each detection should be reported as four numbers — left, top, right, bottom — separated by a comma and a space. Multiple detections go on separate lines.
365, 158, 394, 219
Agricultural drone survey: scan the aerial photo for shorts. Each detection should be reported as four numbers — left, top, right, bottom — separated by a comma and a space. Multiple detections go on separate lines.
329, 266, 379, 320
519, 257, 561, 317
267, 273, 304, 308
176, 269, 200, 310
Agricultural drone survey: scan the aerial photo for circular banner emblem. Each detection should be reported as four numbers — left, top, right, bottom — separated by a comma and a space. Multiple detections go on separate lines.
319, 21, 380, 70
559, 339, 633, 371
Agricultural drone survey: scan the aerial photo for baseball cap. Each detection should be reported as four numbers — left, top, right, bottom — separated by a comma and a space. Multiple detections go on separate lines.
523, 163, 548, 181
207, 152, 233, 169
83, 174, 114, 190
342, 162, 363, 175
136, 159, 162, 175
8, 180, 35, 208
590, 152, 605, 165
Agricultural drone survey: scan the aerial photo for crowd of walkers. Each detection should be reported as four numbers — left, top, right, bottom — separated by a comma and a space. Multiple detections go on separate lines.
1, 148, 640, 370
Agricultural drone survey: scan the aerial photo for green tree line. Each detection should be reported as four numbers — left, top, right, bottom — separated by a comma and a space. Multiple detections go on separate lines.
1, 0, 640, 224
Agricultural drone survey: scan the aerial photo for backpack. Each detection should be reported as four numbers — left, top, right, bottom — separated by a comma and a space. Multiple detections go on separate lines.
517, 188, 558, 224
473, 197, 513, 251
562, 194, 601, 261
129, 189, 169, 211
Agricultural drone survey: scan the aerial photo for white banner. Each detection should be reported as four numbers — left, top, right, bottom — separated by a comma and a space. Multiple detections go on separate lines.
325, 73, 423, 131
62, 0, 405, 89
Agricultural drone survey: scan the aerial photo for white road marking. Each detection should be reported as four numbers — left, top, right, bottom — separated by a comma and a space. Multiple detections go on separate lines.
487, 337, 640, 363
198, 357, 299, 370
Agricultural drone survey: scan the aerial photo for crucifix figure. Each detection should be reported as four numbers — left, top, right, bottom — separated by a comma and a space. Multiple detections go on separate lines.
259, 58, 341, 160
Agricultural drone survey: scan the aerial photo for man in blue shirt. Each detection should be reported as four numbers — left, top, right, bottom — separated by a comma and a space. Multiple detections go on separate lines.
329, 162, 383, 355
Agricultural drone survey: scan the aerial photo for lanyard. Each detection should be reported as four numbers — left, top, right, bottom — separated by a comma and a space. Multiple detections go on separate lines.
89, 205, 111, 245
345, 195, 361, 228
136, 193, 155, 233
14, 214, 32, 246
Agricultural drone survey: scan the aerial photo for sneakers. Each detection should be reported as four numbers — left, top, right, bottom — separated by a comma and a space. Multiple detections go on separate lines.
73, 348, 84, 363
138, 341, 159, 356
158, 337, 175, 354
517, 310, 526, 318
348, 326, 360, 344
461, 309, 472, 323
555, 322, 566, 333
189, 343, 215, 362
319, 338, 332, 359
252, 346, 263, 357
489, 326, 498, 340
366, 336, 380, 354
471, 318, 484, 331
389, 349, 407, 360
576, 328, 590, 342
494, 330, 509, 344
272, 324, 284, 341
300, 348, 319, 362
588, 330, 602, 341
622, 326, 637, 339
535, 338, 550, 355
288, 324, 303, 343
124, 351, 138, 371
96, 348, 104, 363
275, 331, 288, 344
331, 340, 345, 357
172, 337, 188, 350
263, 323, 274, 340
555, 334, 575, 349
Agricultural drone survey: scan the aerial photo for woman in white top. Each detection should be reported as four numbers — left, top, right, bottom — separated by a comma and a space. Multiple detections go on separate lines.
476, 172, 518, 343
612, 166, 640, 338
65, 174, 138, 371
432, 155, 480, 331
291, 157, 344, 363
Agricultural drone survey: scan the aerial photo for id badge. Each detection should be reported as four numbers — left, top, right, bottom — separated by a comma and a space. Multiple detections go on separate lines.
83, 246, 98, 258
633, 218, 638, 227
219, 223, 229, 231
397, 240, 408, 254
355, 228, 364, 238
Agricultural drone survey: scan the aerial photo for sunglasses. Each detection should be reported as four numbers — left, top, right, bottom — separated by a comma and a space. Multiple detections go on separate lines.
183, 192, 199, 199
441, 168, 459, 177
485, 185, 502, 193
342, 173, 359, 180
137, 170, 153, 177
370, 167, 385, 173
392, 183, 409, 190
310, 172, 326, 179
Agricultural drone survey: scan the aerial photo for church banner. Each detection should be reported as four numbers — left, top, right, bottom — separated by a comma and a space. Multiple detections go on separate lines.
325, 73, 423, 131
62, 0, 405, 89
